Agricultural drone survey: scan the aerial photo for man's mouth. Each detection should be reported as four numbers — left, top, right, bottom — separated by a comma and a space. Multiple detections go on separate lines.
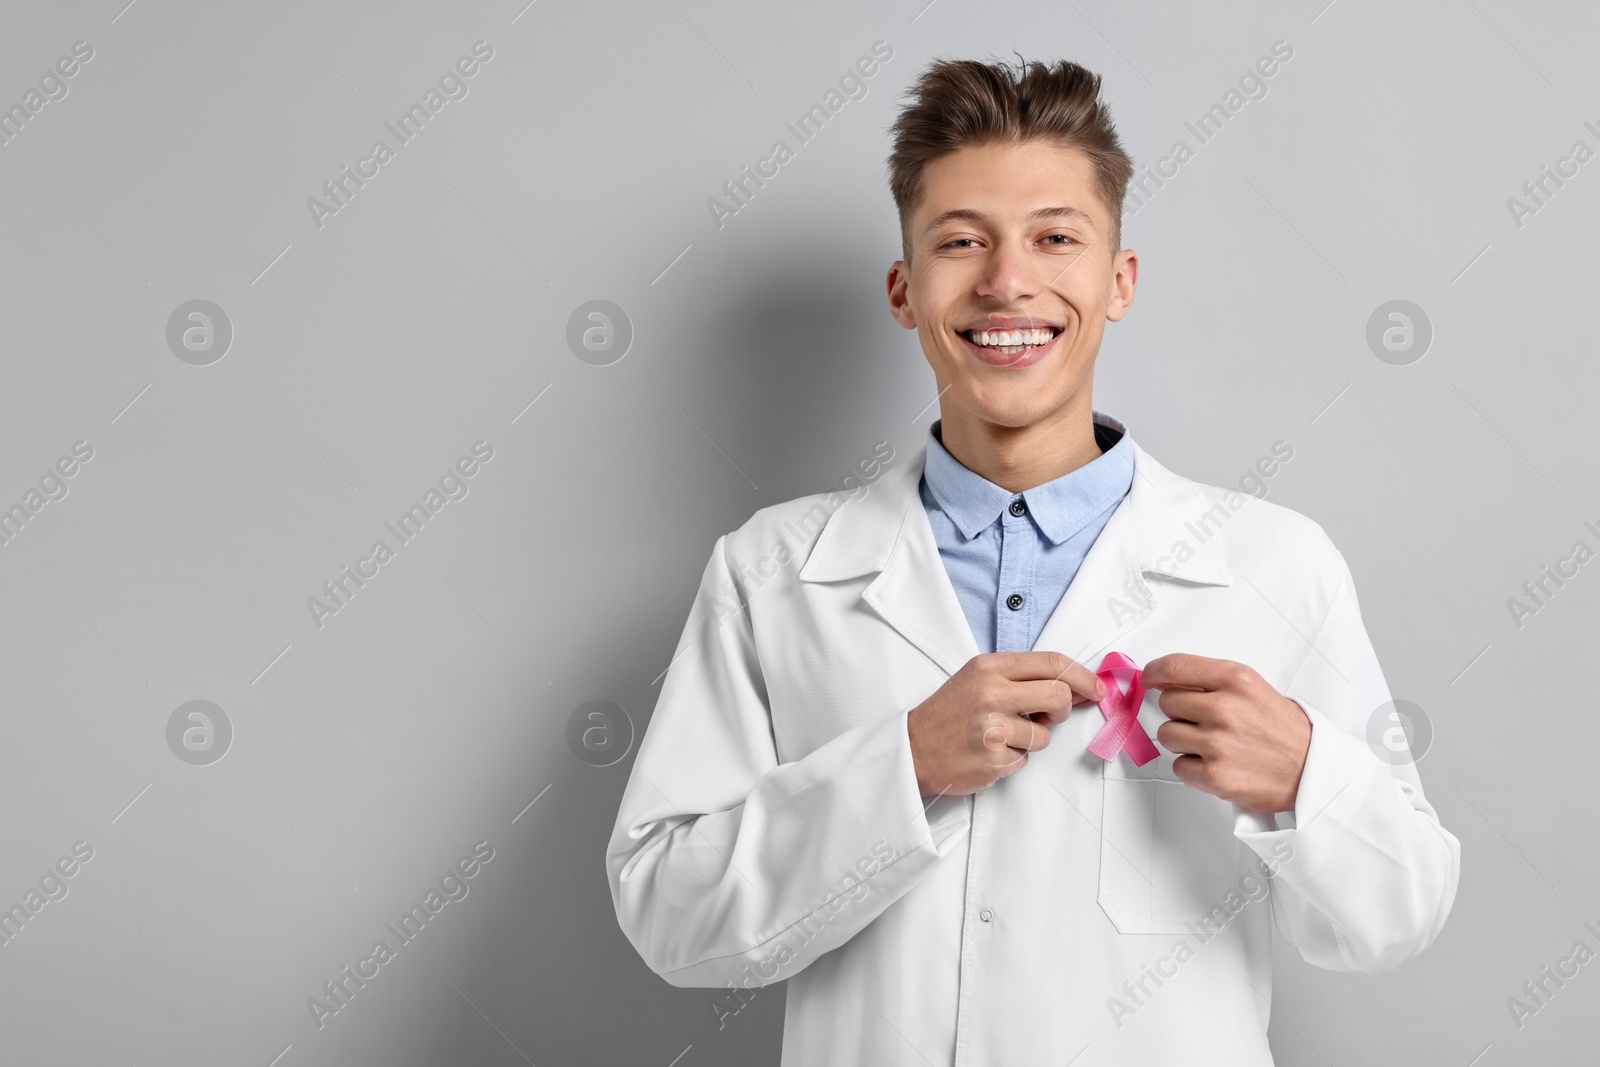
959, 326, 1062, 354
957, 325, 1063, 367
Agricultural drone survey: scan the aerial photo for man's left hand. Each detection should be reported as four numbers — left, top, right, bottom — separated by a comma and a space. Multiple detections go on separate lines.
1140, 653, 1311, 816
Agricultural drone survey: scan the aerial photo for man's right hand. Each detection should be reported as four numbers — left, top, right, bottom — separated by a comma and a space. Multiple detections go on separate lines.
906, 651, 1106, 798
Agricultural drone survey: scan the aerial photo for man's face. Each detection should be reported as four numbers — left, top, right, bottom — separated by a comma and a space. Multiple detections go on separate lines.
887, 138, 1137, 431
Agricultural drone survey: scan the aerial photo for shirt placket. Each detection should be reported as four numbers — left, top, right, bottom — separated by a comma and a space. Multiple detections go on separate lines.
953, 498, 1037, 1067
995, 497, 1036, 653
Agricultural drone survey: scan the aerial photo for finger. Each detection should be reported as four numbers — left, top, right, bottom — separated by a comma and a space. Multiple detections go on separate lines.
1003, 712, 1052, 752
1142, 653, 1244, 693
986, 651, 1106, 702
1171, 753, 1212, 793
1154, 687, 1215, 723
993, 749, 1030, 781
971, 705, 1051, 758
1155, 719, 1209, 756
1006, 677, 1086, 726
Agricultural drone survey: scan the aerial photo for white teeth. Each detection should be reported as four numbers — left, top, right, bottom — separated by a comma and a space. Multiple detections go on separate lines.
968, 328, 1055, 348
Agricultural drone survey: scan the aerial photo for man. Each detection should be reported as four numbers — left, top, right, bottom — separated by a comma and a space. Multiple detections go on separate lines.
607, 56, 1459, 1065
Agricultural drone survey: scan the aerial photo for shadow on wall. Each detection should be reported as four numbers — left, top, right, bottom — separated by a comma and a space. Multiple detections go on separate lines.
670, 230, 925, 505
471, 236, 923, 1064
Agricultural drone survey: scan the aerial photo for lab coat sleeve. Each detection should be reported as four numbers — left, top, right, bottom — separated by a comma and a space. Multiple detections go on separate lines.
606, 533, 970, 989
1233, 546, 1461, 974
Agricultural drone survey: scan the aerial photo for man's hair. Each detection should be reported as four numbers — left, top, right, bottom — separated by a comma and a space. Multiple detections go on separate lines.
887, 55, 1134, 263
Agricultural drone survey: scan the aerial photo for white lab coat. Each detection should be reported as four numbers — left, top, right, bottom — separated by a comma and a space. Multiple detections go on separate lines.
607, 413, 1460, 1066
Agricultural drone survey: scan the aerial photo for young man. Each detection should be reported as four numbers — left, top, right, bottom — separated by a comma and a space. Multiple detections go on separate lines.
607, 57, 1459, 1065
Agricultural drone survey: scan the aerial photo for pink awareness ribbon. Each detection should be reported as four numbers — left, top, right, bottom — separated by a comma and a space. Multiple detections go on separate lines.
1087, 651, 1160, 767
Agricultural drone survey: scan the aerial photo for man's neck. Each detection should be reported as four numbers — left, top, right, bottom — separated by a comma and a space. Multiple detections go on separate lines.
937, 398, 1103, 494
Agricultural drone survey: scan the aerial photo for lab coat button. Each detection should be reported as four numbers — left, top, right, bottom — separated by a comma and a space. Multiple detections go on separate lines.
979, 908, 993, 922
1006, 593, 1024, 611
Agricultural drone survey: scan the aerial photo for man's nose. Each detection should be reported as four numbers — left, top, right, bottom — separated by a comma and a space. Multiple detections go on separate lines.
977, 239, 1042, 302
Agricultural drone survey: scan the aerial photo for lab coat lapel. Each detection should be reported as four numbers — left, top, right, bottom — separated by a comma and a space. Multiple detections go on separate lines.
861, 490, 983, 678
1032, 436, 1234, 667
797, 441, 980, 678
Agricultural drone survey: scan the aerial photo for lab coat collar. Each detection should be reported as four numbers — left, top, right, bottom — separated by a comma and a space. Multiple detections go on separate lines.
797, 410, 1233, 676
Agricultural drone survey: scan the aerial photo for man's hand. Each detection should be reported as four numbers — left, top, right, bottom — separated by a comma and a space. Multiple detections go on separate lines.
1140, 653, 1312, 816
907, 651, 1106, 798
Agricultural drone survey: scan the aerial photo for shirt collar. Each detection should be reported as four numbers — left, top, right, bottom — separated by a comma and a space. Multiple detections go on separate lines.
921, 410, 1136, 544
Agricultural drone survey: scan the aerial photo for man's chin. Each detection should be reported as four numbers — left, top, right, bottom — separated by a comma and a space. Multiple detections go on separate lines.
944, 386, 1073, 431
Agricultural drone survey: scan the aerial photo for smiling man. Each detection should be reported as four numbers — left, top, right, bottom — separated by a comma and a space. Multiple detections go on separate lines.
608, 57, 1460, 1066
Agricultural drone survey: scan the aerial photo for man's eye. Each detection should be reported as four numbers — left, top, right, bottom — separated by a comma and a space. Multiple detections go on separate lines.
1045, 234, 1077, 246
941, 238, 977, 249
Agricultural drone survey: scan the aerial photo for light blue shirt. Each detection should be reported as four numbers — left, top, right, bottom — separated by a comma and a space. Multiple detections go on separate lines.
918, 413, 1135, 654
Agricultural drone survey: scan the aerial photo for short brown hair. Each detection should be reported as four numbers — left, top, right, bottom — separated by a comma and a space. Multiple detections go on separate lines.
887, 55, 1134, 262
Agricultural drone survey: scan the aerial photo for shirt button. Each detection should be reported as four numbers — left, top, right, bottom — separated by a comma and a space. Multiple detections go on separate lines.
1009, 497, 1026, 517
980, 908, 993, 922
1006, 593, 1024, 611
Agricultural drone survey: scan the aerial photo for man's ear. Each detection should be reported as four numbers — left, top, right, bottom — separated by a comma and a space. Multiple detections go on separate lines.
1106, 247, 1138, 323
887, 262, 917, 329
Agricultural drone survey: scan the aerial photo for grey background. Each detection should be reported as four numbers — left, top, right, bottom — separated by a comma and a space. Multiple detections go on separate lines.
0, 0, 1594, 1064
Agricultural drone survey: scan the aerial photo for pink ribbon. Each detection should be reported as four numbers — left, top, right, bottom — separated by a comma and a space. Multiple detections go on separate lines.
1088, 651, 1160, 767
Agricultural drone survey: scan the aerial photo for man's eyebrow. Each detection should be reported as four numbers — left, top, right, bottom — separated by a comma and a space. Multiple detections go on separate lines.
921, 205, 1096, 237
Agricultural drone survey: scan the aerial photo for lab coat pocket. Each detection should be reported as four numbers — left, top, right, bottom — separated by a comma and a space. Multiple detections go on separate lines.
1097, 749, 1240, 935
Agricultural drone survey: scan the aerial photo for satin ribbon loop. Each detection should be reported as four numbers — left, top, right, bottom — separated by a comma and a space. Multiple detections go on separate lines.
1087, 651, 1160, 767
